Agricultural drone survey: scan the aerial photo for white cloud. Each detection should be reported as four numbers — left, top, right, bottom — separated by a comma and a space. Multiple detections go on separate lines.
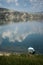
6, 0, 19, 6
2, 26, 18, 39
2, 30, 36, 43
15, 0, 19, 6
1, 21, 43, 43
29, 0, 43, 12
2, 31, 11, 39
16, 33, 29, 42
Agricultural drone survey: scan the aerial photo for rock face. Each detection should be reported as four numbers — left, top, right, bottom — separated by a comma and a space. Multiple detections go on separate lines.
28, 47, 35, 54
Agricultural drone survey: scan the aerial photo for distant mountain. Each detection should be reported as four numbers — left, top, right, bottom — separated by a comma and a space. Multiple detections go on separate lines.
38, 11, 43, 13
0, 8, 43, 25
0, 8, 8, 11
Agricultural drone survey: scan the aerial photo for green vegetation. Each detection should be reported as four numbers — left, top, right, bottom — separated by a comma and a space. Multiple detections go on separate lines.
0, 54, 43, 65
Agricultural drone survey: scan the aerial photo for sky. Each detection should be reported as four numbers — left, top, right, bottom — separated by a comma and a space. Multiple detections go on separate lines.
0, 0, 43, 12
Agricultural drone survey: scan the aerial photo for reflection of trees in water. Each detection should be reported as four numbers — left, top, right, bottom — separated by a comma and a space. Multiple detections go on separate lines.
0, 8, 43, 25
0, 16, 43, 25
0, 10, 43, 25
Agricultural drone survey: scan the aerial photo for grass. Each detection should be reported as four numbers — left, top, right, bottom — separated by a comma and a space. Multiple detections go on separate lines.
0, 54, 43, 65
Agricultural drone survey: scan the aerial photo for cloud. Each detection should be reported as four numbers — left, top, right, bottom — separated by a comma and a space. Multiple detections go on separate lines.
6, 0, 19, 6
14, 26, 18, 34
16, 33, 29, 42
7, 0, 18, 3
14, 0, 18, 3
2, 29, 36, 43
14, 0, 19, 6
15, 2, 19, 6
2, 31, 11, 39
29, 0, 43, 12
30, 0, 33, 2
1, 21, 43, 43
2, 26, 18, 38
7, 0, 14, 3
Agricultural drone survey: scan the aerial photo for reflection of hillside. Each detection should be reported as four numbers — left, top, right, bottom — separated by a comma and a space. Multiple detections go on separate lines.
0, 8, 43, 25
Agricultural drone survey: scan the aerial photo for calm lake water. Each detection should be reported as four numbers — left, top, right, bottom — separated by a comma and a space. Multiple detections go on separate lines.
0, 21, 43, 54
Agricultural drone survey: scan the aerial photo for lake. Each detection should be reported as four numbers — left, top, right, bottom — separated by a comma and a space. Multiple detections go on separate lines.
0, 21, 43, 54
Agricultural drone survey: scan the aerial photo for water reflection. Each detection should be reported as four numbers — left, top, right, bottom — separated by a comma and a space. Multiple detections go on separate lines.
0, 21, 43, 53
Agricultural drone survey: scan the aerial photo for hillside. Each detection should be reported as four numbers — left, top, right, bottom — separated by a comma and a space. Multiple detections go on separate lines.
0, 8, 43, 25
